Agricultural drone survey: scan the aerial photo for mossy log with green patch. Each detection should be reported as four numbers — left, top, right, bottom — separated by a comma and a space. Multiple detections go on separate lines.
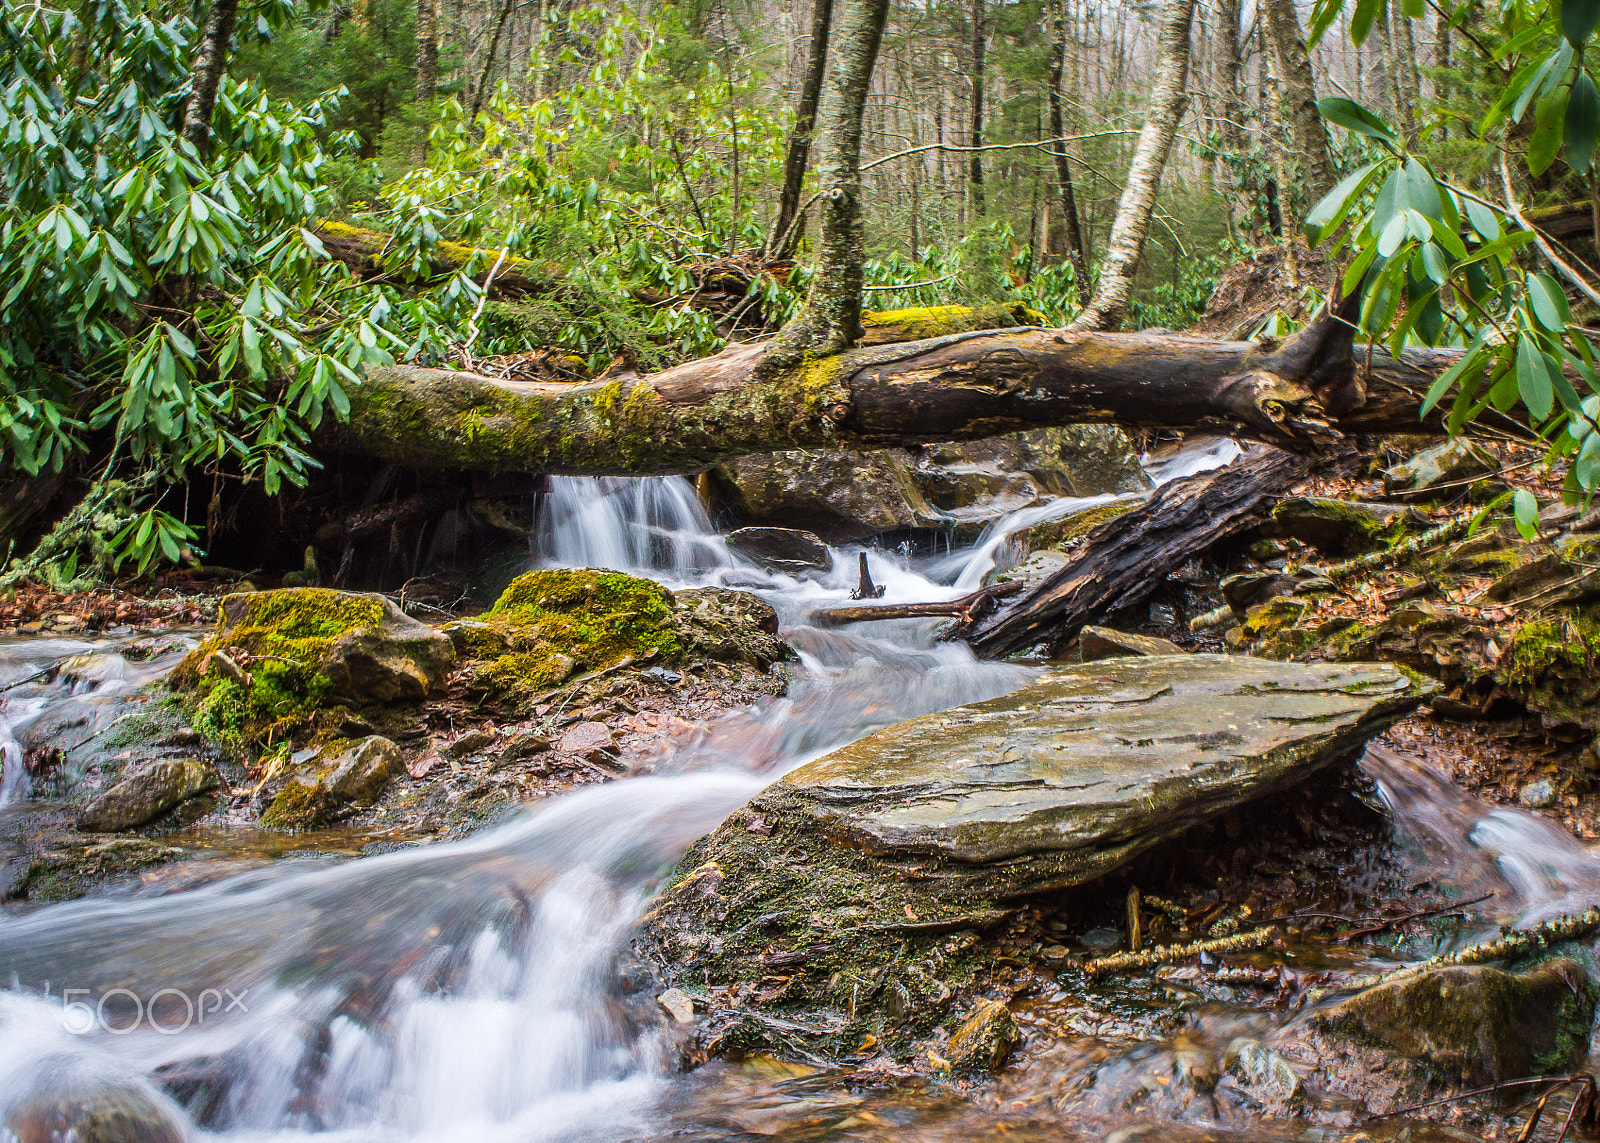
315, 222, 553, 298
328, 303, 1466, 476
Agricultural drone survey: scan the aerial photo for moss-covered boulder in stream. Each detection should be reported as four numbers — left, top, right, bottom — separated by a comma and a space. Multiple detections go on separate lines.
641, 654, 1432, 1058
456, 569, 789, 711
171, 589, 454, 753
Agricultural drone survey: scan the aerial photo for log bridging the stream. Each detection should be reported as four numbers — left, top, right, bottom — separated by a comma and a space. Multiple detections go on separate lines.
808, 580, 1024, 626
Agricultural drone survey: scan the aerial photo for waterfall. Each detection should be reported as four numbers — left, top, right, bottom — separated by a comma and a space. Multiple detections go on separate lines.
530, 476, 734, 577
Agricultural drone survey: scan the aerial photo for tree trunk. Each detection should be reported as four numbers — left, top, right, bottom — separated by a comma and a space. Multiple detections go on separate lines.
416, 0, 439, 101
329, 300, 1473, 476
1048, 0, 1092, 305
765, 0, 892, 360
767, 0, 836, 260
182, 0, 240, 157
1214, 0, 1253, 232
969, 0, 986, 215
470, 0, 516, 120
1261, 0, 1338, 205
1067, 0, 1196, 332
951, 446, 1313, 656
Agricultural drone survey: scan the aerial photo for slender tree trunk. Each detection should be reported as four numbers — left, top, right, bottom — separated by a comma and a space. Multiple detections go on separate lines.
1263, 49, 1301, 287
768, 0, 836, 259
470, 0, 516, 119
1214, 0, 1252, 228
416, 0, 439, 100
767, 0, 893, 359
1393, 11, 1420, 141
1261, 0, 1338, 204
969, 0, 986, 214
182, 0, 240, 157
1048, 0, 1092, 304
1068, 0, 1196, 332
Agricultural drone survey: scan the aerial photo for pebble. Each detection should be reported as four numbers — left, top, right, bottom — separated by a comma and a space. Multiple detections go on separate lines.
1519, 778, 1558, 808
657, 987, 695, 1024
1082, 927, 1122, 952
557, 721, 618, 761
449, 729, 497, 758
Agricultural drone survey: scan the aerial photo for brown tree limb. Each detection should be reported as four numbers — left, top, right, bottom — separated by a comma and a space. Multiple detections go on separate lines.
808, 580, 1023, 627
314, 223, 552, 298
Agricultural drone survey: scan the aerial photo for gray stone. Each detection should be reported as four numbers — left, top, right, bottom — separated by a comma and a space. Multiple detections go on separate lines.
1519, 778, 1559, 808
1318, 959, 1596, 1083
76, 758, 221, 832
725, 526, 831, 572
1222, 1038, 1302, 1107
646, 655, 1432, 1020
658, 987, 695, 1024
1384, 439, 1496, 498
323, 736, 401, 804
713, 428, 1149, 542
1078, 625, 1186, 662
448, 729, 497, 757
670, 587, 789, 669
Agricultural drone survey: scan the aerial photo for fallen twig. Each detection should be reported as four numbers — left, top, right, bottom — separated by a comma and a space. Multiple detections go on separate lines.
1083, 925, 1274, 978
1341, 892, 1494, 940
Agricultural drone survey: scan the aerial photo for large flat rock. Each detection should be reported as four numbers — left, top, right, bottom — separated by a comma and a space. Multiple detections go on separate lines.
643, 655, 1432, 1053
784, 654, 1425, 890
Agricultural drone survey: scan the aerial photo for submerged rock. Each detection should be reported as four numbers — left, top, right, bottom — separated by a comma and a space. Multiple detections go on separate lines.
644, 655, 1431, 1052
944, 999, 1019, 1074
75, 758, 221, 832
725, 526, 831, 572
1318, 959, 1596, 1083
6, 1079, 187, 1143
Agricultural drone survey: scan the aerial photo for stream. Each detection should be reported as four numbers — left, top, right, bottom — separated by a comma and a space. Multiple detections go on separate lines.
0, 444, 1595, 1143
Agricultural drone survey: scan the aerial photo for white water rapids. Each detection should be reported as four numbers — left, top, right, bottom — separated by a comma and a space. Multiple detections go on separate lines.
0, 443, 1593, 1142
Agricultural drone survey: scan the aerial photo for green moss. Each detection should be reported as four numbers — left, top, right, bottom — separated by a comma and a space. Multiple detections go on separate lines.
1505, 612, 1600, 690
466, 569, 683, 709
1028, 500, 1140, 550
172, 590, 385, 755
861, 303, 1045, 342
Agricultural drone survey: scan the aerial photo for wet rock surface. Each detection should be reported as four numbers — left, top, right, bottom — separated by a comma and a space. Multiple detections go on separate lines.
75, 757, 221, 832
724, 526, 831, 572
260, 735, 401, 830
1318, 959, 1597, 1083
644, 655, 1431, 1054
1077, 625, 1186, 661
712, 428, 1148, 542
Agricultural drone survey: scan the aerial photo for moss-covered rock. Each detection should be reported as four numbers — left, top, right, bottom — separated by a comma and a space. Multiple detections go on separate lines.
462, 570, 790, 711
172, 589, 453, 754
1319, 960, 1597, 1083
75, 758, 221, 832
1023, 498, 1141, 552
260, 735, 401, 830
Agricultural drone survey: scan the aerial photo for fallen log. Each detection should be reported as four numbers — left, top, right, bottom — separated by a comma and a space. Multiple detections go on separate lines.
315, 222, 553, 298
808, 580, 1023, 626
951, 446, 1312, 657
328, 300, 1478, 476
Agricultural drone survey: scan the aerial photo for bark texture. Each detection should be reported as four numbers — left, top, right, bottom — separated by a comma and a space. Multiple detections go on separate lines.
314, 223, 550, 297
1261, 0, 1338, 205
182, 0, 240, 157
330, 302, 1463, 476
767, 0, 836, 259
416, 0, 439, 101
1068, 0, 1196, 331
768, 0, 892, 358
1048, 0, 1092, 304
952, 446, 1312, 656
969, 0, 986, 214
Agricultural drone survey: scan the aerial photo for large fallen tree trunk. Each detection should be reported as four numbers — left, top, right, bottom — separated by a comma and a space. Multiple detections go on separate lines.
315, 223, 553, 298
329, 300, 1475, 476
948, 445, 1312, 656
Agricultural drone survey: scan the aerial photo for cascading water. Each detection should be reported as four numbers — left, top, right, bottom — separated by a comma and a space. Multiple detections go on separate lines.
1, 448, 1596, 1143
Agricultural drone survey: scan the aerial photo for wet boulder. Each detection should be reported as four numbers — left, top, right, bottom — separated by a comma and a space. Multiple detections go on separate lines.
943, 999, 1019, 1074
1259, 496, 1418, 555
1078, 625, 1185, 662
725, 526, 831, 572
75, 758, 221, 832
6, 1086, 187, 1143
670, 587, 789, 669
712, 428, 1148, 542
260, 735, 401, 830
1318, 959, 1596, 1084
644, 655, 1432, 1051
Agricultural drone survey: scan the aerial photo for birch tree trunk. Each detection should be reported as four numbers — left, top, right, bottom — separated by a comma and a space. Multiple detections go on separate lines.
1048, 0, 1092, 304
1067, 0, 1196, 332
1261, 0, 1338, 204
767, 0, 836, 259
182, 0, 240, 157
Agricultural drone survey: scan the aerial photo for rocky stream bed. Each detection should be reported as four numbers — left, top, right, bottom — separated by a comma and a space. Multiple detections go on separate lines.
1, 435, 1599, 1143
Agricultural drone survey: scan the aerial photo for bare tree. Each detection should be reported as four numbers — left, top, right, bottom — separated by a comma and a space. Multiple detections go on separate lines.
1261, 0, 1337, 204
416, 0, 439, 101
1048, 0, 1092, 304
1069, 0, 1197, 331
969, 0, 986, 214
768, 0, 837, 259
182, 0, 240, 157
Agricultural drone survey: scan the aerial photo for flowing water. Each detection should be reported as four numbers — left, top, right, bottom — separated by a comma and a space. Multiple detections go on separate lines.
0, 448, 1594, 1143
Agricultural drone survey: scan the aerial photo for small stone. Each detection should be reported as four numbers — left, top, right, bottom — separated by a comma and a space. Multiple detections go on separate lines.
657, 987, 695, 1024
324, 736, 402, 804
1519, 778, 1558, 808
1040, 944, 1072, 963
501, 731, 552, 760
556, 721, 617, 760
1082, 927, 1122, 952
1222, 1038, 1302, 1107
1147, 602, 1179, 627
448, 729, 497, 758
1079, 626, 1186, 662
945, 999, 1019, 1073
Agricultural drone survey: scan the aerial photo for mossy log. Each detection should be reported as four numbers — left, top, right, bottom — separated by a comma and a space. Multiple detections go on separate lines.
952, 445, 1313, 656
327, 302, 1471, 476
315, 222, 552, 298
